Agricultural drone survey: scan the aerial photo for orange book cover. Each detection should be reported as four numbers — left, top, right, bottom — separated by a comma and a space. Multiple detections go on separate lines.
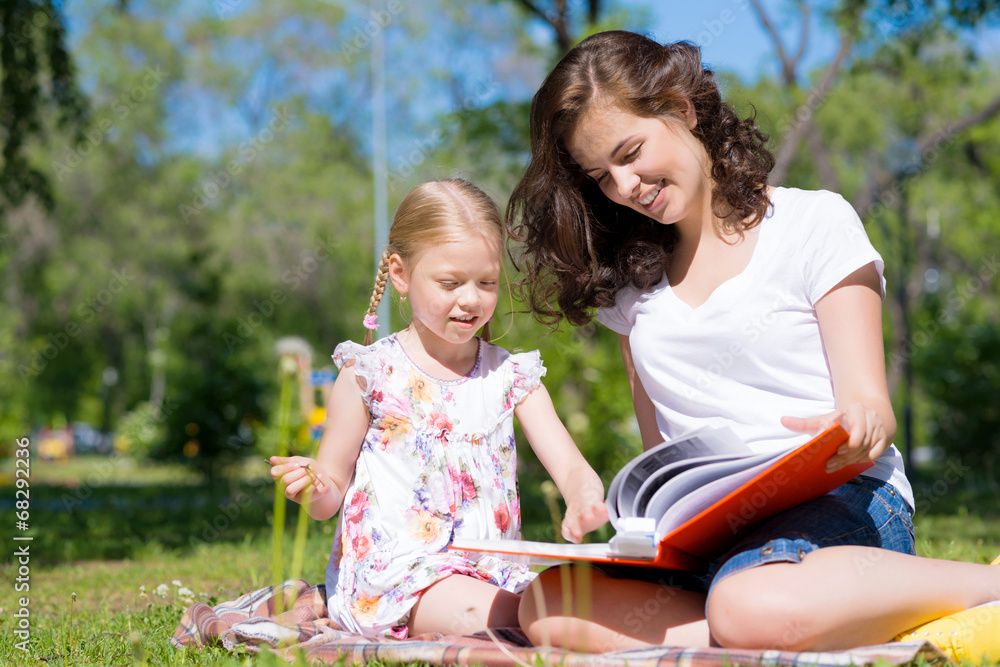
450, 424, 872, 572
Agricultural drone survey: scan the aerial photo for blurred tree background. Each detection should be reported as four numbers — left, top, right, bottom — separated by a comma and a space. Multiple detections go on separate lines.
1, 0, 998, 494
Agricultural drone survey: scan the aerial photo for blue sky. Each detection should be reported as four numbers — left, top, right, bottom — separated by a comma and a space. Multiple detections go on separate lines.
638, 0, 1000, 83
59, 0, 999, 160
637, 0, 840, 82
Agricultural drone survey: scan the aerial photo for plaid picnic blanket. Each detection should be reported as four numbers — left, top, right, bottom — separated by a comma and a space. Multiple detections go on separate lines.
172, 579, 950, 666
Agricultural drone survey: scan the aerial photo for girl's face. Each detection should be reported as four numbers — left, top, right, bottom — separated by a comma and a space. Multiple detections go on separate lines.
565, 102, 712, 228
390, 230, 501, 348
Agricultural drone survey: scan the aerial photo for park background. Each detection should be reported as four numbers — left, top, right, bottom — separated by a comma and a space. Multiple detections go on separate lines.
1, 0, 1000, 664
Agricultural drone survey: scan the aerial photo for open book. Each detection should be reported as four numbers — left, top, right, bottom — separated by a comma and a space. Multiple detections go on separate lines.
451, 423, 871, 572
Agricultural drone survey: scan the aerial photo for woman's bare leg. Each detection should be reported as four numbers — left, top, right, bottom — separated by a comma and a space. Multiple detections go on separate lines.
408, 574, 521, 636
518, 565, 711, 652
707, 546, 1000, 650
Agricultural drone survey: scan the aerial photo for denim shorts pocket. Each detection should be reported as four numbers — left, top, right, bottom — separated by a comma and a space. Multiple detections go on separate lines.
864, 478, 915, 554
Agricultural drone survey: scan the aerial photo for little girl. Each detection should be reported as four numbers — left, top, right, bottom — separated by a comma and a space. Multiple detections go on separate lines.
270, 178, 608, 639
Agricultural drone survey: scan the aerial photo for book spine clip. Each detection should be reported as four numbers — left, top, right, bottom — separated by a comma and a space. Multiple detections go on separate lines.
609, 531, 659, 559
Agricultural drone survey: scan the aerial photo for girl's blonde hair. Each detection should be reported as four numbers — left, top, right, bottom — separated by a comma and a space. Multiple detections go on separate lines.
363, 178, 504, 345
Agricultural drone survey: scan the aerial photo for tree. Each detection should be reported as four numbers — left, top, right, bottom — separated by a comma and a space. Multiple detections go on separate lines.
1, 1, 376, 471
913, 310, 1000, 488
508, 0, 604, 53
0, 0, 87, 210
738, 1, 1000, 465
158, 245, 271, 482
751, 0, 1000, 198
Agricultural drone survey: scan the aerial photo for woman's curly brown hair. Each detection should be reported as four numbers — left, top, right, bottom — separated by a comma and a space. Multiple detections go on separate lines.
506, 31, 775, 327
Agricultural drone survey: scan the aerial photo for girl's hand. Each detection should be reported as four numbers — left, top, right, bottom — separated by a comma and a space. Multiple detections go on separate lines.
781, 402, 889, 473
268, 455, 331, 504
513, 381, 609, 543
561, 496, 609, 544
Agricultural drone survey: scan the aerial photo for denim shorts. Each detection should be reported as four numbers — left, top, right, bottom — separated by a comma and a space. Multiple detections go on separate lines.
594, 476, 915, 597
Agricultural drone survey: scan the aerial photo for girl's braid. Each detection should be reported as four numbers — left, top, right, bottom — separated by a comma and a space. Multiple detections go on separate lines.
363, 249, 391, 345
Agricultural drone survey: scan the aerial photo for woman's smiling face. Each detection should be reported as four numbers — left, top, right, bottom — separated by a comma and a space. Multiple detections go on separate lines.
565, 102, 712, 228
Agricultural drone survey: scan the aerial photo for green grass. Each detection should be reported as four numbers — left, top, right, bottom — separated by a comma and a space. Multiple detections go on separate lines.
0, 456, 330, 665
1, 456, 998, 666
0, 529, 331, 666
0, 454, 203, 487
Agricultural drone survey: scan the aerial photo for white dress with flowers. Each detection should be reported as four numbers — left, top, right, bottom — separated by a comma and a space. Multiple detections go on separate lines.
324, 334, 542, 638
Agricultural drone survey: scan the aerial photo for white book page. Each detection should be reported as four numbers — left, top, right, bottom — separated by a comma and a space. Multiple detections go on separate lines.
653, 453, 781, 536
450, 537, 612, 565
613, 427, 749, 522
631, 453, 748, 518
606, 462, 624, 529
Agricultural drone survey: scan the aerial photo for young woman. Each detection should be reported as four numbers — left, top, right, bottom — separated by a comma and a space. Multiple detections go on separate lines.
506, 30, 1000, 661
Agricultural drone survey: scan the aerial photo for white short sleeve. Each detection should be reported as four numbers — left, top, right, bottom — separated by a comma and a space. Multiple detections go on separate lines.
596, 285, 642, 335
332, 340, 380, 406
500, 350, 547, 417
800, 191, 886, 304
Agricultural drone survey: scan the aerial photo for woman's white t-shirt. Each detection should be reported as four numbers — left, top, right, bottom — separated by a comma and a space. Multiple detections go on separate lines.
596, 187, 914, 510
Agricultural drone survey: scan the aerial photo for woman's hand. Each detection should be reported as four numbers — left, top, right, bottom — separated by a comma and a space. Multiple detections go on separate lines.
781, 402, 889, 473
561, 494, 609, 544
268, 455, 331, 504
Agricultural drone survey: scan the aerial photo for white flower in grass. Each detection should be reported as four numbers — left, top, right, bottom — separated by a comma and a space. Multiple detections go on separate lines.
177, 587, 194, 597
171, 580, 183, 587
155, 584, 170, 598
139, 585, 146, 593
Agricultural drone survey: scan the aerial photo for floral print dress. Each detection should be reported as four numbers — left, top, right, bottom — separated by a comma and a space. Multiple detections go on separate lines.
324, 334, 543, 638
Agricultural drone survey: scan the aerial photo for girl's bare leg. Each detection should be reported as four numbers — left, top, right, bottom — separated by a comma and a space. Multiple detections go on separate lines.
707, 546, 1000, 650
518, 565, 711, 652
408, 574, 521, 636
